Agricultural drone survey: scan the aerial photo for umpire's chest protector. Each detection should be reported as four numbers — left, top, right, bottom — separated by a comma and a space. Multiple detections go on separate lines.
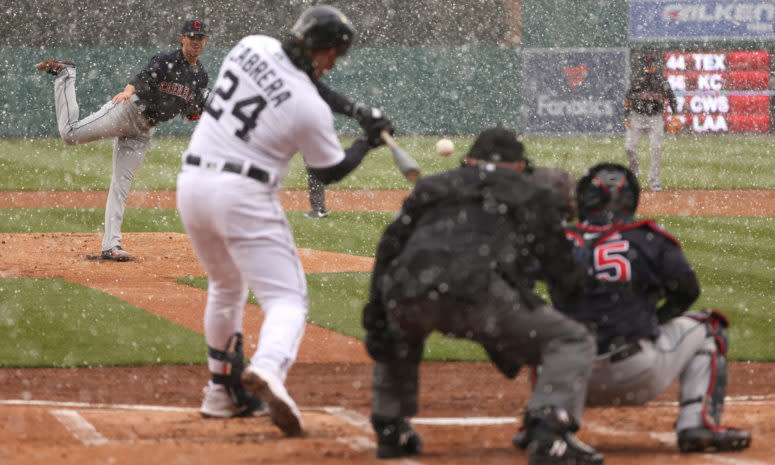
382, 167, 544, 303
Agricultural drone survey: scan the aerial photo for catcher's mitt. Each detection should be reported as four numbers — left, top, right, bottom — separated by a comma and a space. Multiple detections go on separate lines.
532, 166, 577, 221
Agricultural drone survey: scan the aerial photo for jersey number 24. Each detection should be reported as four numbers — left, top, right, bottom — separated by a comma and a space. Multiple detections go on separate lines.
205, 70, 266, 142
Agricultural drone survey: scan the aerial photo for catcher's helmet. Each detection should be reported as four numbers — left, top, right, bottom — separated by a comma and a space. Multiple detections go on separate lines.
576, 162, 640, 222
290, 5, 354, 55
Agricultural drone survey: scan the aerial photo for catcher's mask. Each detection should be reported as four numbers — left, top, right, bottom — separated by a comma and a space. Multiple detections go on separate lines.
291, 5, 354, 56
576, 162, 640, 223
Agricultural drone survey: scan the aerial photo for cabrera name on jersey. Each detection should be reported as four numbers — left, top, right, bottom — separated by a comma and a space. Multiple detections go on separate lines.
227, 41, 292, 107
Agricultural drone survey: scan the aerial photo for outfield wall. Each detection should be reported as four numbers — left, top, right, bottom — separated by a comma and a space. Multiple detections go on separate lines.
2, 46, 523, 137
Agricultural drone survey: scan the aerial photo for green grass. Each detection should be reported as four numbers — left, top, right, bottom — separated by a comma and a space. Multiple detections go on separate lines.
2, 135, 775, 366
658, 216, 775, 360
0, 208, 391, 255
0, 278, 205, 367
4, 134, 775, 190
178, 273, 488, 362
172, 214, 775, 362
0, 208, 184, 234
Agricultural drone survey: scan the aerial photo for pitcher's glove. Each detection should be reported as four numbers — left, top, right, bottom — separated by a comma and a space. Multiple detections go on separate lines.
183, 87, 211, 122
353, 103, 393, 148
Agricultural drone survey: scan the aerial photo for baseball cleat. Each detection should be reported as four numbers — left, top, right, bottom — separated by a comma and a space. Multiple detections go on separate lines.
241, 365, 303, 436
304, 208, 329, 219
34, 59, 75, 76
677, 426, 751, 453
524, 406, 603, 465
527, 432, 604, 465
372, 417, 423, 459
101, 245, 131, 261
199, 383, 267, 418
512, 424, 530, 450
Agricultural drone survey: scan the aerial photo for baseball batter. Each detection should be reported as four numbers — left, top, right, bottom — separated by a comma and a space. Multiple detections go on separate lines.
540, 163, 751, 453
624, 54, 679, 191
176, 5, 390, 434
35, 19, 210, 261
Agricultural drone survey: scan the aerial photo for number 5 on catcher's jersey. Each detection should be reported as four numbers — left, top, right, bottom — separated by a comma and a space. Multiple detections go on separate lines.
593, 240, 632, 282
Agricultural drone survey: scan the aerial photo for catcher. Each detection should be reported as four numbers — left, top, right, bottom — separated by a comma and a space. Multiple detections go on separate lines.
517, 162, 752, 453
362, 125, 603, 464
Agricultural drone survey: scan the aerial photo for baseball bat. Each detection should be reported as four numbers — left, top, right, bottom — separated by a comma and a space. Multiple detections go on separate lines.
381, 130, 420, 183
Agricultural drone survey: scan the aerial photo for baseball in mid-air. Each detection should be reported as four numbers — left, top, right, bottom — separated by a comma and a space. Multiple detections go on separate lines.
435, 138, 454, 157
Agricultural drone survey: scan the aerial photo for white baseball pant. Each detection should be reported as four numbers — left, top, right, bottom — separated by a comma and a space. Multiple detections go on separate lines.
52, 65, 154, 251
625, 112, 664, 188
177, 163, 308, 382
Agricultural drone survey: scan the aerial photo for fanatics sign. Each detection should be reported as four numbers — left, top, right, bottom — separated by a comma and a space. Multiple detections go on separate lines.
522, 49, 628, 135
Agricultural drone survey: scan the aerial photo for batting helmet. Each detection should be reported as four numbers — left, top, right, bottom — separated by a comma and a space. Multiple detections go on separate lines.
290, 5, 354, 55
576, 162, 640, 222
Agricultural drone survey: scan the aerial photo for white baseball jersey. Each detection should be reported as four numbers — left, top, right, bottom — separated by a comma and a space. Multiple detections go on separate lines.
177, 34, 350, 387
185, 34, 346, 184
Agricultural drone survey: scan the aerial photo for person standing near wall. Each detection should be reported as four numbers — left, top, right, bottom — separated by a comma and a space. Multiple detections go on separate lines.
623, 53, 679, 191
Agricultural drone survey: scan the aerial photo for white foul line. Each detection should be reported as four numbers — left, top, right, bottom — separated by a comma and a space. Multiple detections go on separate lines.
1, 399, 196, 412
412, 416, 519, 426
704, 454, 771, 465
50, 409, 109, 446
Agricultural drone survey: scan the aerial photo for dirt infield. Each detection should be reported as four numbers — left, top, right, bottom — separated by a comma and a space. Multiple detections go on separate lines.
1, 189, 774, 465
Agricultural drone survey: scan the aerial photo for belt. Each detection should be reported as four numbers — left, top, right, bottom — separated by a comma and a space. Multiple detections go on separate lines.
609, 341, 643, 363
184, 154, 270, 183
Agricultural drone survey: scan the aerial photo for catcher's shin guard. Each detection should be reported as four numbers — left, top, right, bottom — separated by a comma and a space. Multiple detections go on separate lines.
206, 333, 265, 417
683, 309, 730, 424
677, 309, 750, 452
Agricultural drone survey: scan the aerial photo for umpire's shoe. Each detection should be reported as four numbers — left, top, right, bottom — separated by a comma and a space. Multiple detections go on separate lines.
525, 406, 603, 465
34, 59, 75, 76
512, 424, 530, 450
242, 365, 303, 436
677, 426, 751, 453
371, 415, 423, 459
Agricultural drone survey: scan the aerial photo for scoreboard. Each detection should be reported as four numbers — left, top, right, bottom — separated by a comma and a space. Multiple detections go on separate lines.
661, 50, 772, 134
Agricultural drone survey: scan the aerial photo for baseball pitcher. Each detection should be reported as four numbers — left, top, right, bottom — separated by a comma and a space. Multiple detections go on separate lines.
35, 19, 210, 261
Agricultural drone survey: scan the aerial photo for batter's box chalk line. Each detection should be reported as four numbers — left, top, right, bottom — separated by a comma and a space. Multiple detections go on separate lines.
50, 409, 109, 446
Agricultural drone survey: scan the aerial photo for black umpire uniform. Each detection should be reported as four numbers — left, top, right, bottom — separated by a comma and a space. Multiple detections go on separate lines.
362, 126, 602, 464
